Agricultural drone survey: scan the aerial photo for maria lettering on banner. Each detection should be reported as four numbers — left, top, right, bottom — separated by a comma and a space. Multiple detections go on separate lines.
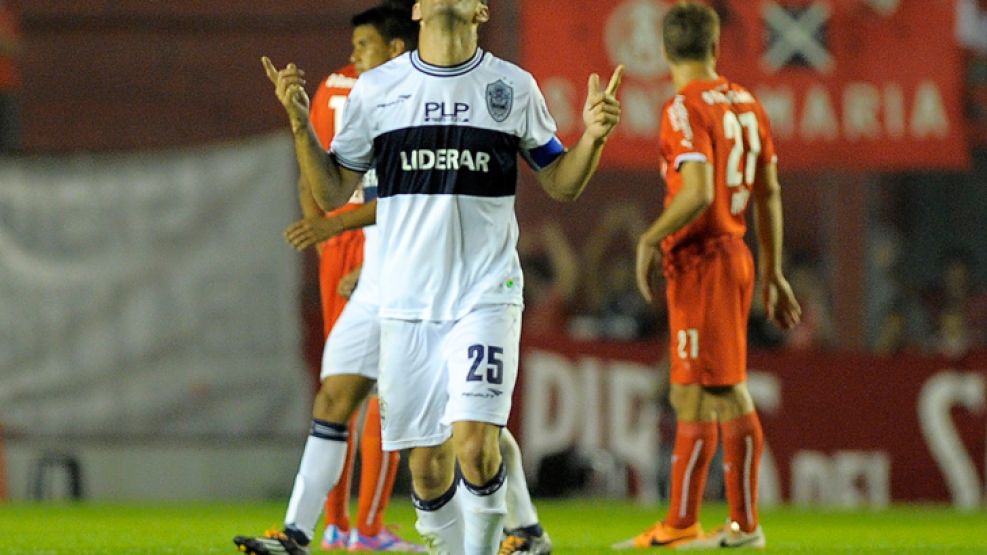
521, 0, 969, 171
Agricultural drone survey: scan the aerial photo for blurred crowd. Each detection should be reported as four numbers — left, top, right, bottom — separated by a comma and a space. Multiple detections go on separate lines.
520, 200, 987, 360
520, 202, 658, 343
869, 239, 987, 361
520, 0, 987, 360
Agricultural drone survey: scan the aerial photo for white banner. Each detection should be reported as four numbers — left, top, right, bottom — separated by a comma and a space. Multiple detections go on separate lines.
0, 134, 311, 438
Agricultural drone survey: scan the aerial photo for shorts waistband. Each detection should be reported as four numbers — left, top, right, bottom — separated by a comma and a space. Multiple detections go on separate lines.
662, 235, 746, 277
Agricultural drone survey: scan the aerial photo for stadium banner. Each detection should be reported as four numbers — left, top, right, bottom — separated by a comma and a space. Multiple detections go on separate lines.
0, 134, 311, 439
521, 0, 969, 171
513, 335, 987, 506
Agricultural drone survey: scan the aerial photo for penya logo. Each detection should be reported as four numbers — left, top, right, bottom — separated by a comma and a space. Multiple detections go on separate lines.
486, 79, 514, 122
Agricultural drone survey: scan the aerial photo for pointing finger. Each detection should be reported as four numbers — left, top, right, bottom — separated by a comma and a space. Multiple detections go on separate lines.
605, 65, 625, 96
262, 56, 278, 83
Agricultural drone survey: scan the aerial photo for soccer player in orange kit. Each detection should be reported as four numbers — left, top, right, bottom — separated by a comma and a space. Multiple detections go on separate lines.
617, 2, 801, 550
260, 4, 424, 552
300, 8, 416, 550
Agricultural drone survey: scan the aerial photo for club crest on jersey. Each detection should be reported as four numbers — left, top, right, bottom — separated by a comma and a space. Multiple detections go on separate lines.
486, 80, 513, 122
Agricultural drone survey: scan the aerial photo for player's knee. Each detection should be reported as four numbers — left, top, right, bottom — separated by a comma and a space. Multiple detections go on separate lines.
312, 376, 373, 421
312, 385, 357, 422
455, 429, 501, 484
669, 383, 705, 420
409, 445, 456, 497
720, 383, 755, 419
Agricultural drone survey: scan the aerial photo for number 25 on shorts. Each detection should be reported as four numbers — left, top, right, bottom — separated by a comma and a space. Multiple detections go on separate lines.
467, 344, 504, 384
677, 328, 699, 360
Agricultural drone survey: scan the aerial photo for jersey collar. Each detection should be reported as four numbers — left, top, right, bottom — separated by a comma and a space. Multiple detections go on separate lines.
410, 48, 486, 77
679, 76, 728, 95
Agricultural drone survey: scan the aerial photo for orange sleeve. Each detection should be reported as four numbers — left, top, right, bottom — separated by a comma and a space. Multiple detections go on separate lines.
309, 65, 358, 150
662, 95, 715, 172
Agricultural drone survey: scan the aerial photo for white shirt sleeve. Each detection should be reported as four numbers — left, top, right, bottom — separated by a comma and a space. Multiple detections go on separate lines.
329, 77, 374, 172
519, 73, 564, 171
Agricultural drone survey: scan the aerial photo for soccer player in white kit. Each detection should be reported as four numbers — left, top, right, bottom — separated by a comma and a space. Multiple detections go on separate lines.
263, 1, 623, 553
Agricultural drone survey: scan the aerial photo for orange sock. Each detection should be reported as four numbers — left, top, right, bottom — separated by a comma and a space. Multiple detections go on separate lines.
665, 420, 718, 529
323, 412, 358, 532
356, 396, 400, 537
721, 411, 764, 532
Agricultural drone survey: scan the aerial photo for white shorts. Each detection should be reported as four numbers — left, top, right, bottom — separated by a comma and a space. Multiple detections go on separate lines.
377, 304, 521, 451
320, 297, 380, 381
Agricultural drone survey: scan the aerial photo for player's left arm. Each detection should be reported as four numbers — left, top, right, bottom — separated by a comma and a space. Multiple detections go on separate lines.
752, 162, 801, 329
635, 161, 714, 302
536, 66, 624, 202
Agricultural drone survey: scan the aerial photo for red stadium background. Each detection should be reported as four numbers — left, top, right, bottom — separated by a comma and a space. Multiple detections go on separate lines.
3, 0, 986, 508
521, 0, 969, 171
510, 336, 987, 506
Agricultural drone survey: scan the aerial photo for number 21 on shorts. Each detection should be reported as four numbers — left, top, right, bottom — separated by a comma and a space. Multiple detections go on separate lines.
677, 328, 699, 360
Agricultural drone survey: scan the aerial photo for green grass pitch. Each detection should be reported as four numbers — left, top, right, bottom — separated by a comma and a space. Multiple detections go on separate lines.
1, 499, 985, 553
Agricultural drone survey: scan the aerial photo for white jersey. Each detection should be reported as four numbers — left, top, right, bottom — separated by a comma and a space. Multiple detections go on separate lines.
331, 49, 564, 321
349, 168, 379, 306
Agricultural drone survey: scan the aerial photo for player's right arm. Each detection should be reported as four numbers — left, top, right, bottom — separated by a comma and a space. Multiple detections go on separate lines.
284, 199, 378, 251
635, 161, 714, 302
297, 176, 324, 220
635, 96, 716, 303
262, 57, 363, 211
752, 162, 801, 329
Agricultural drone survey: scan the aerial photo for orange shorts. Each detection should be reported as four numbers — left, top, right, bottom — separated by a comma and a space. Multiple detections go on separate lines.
319, 205, 365, 338
664, 236, 754, 386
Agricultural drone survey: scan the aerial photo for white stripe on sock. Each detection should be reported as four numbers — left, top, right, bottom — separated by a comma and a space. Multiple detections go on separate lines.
743, 435, 753, 526
678, 439, 704, 518
364, 450, 391, 528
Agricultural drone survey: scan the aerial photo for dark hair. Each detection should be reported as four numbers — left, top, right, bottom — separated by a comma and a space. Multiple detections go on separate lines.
662, 1, 720, 62
352, 6, 419, 51
382, 0, 416, 9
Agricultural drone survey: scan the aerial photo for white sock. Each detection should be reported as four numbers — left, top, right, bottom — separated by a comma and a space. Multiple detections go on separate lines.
414, 484, 464, 555
461, 464, 508, 555
283, 420, 349, 541
500, 429, 539, 530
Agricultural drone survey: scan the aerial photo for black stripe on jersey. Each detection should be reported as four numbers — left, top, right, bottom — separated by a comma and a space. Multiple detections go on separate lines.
374, 125, 520, 198
410, 48, 487, 77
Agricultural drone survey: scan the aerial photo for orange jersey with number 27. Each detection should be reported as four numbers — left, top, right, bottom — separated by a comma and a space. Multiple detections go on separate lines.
658, 77, 778, 386
659, 76, 777, 258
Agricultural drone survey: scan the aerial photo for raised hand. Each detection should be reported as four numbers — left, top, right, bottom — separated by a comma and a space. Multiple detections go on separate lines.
261, 56, 310, 131
583, 65, 624, 143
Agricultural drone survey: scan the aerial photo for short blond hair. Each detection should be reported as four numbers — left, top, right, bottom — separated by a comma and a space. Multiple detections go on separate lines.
663, 1, 720, 62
